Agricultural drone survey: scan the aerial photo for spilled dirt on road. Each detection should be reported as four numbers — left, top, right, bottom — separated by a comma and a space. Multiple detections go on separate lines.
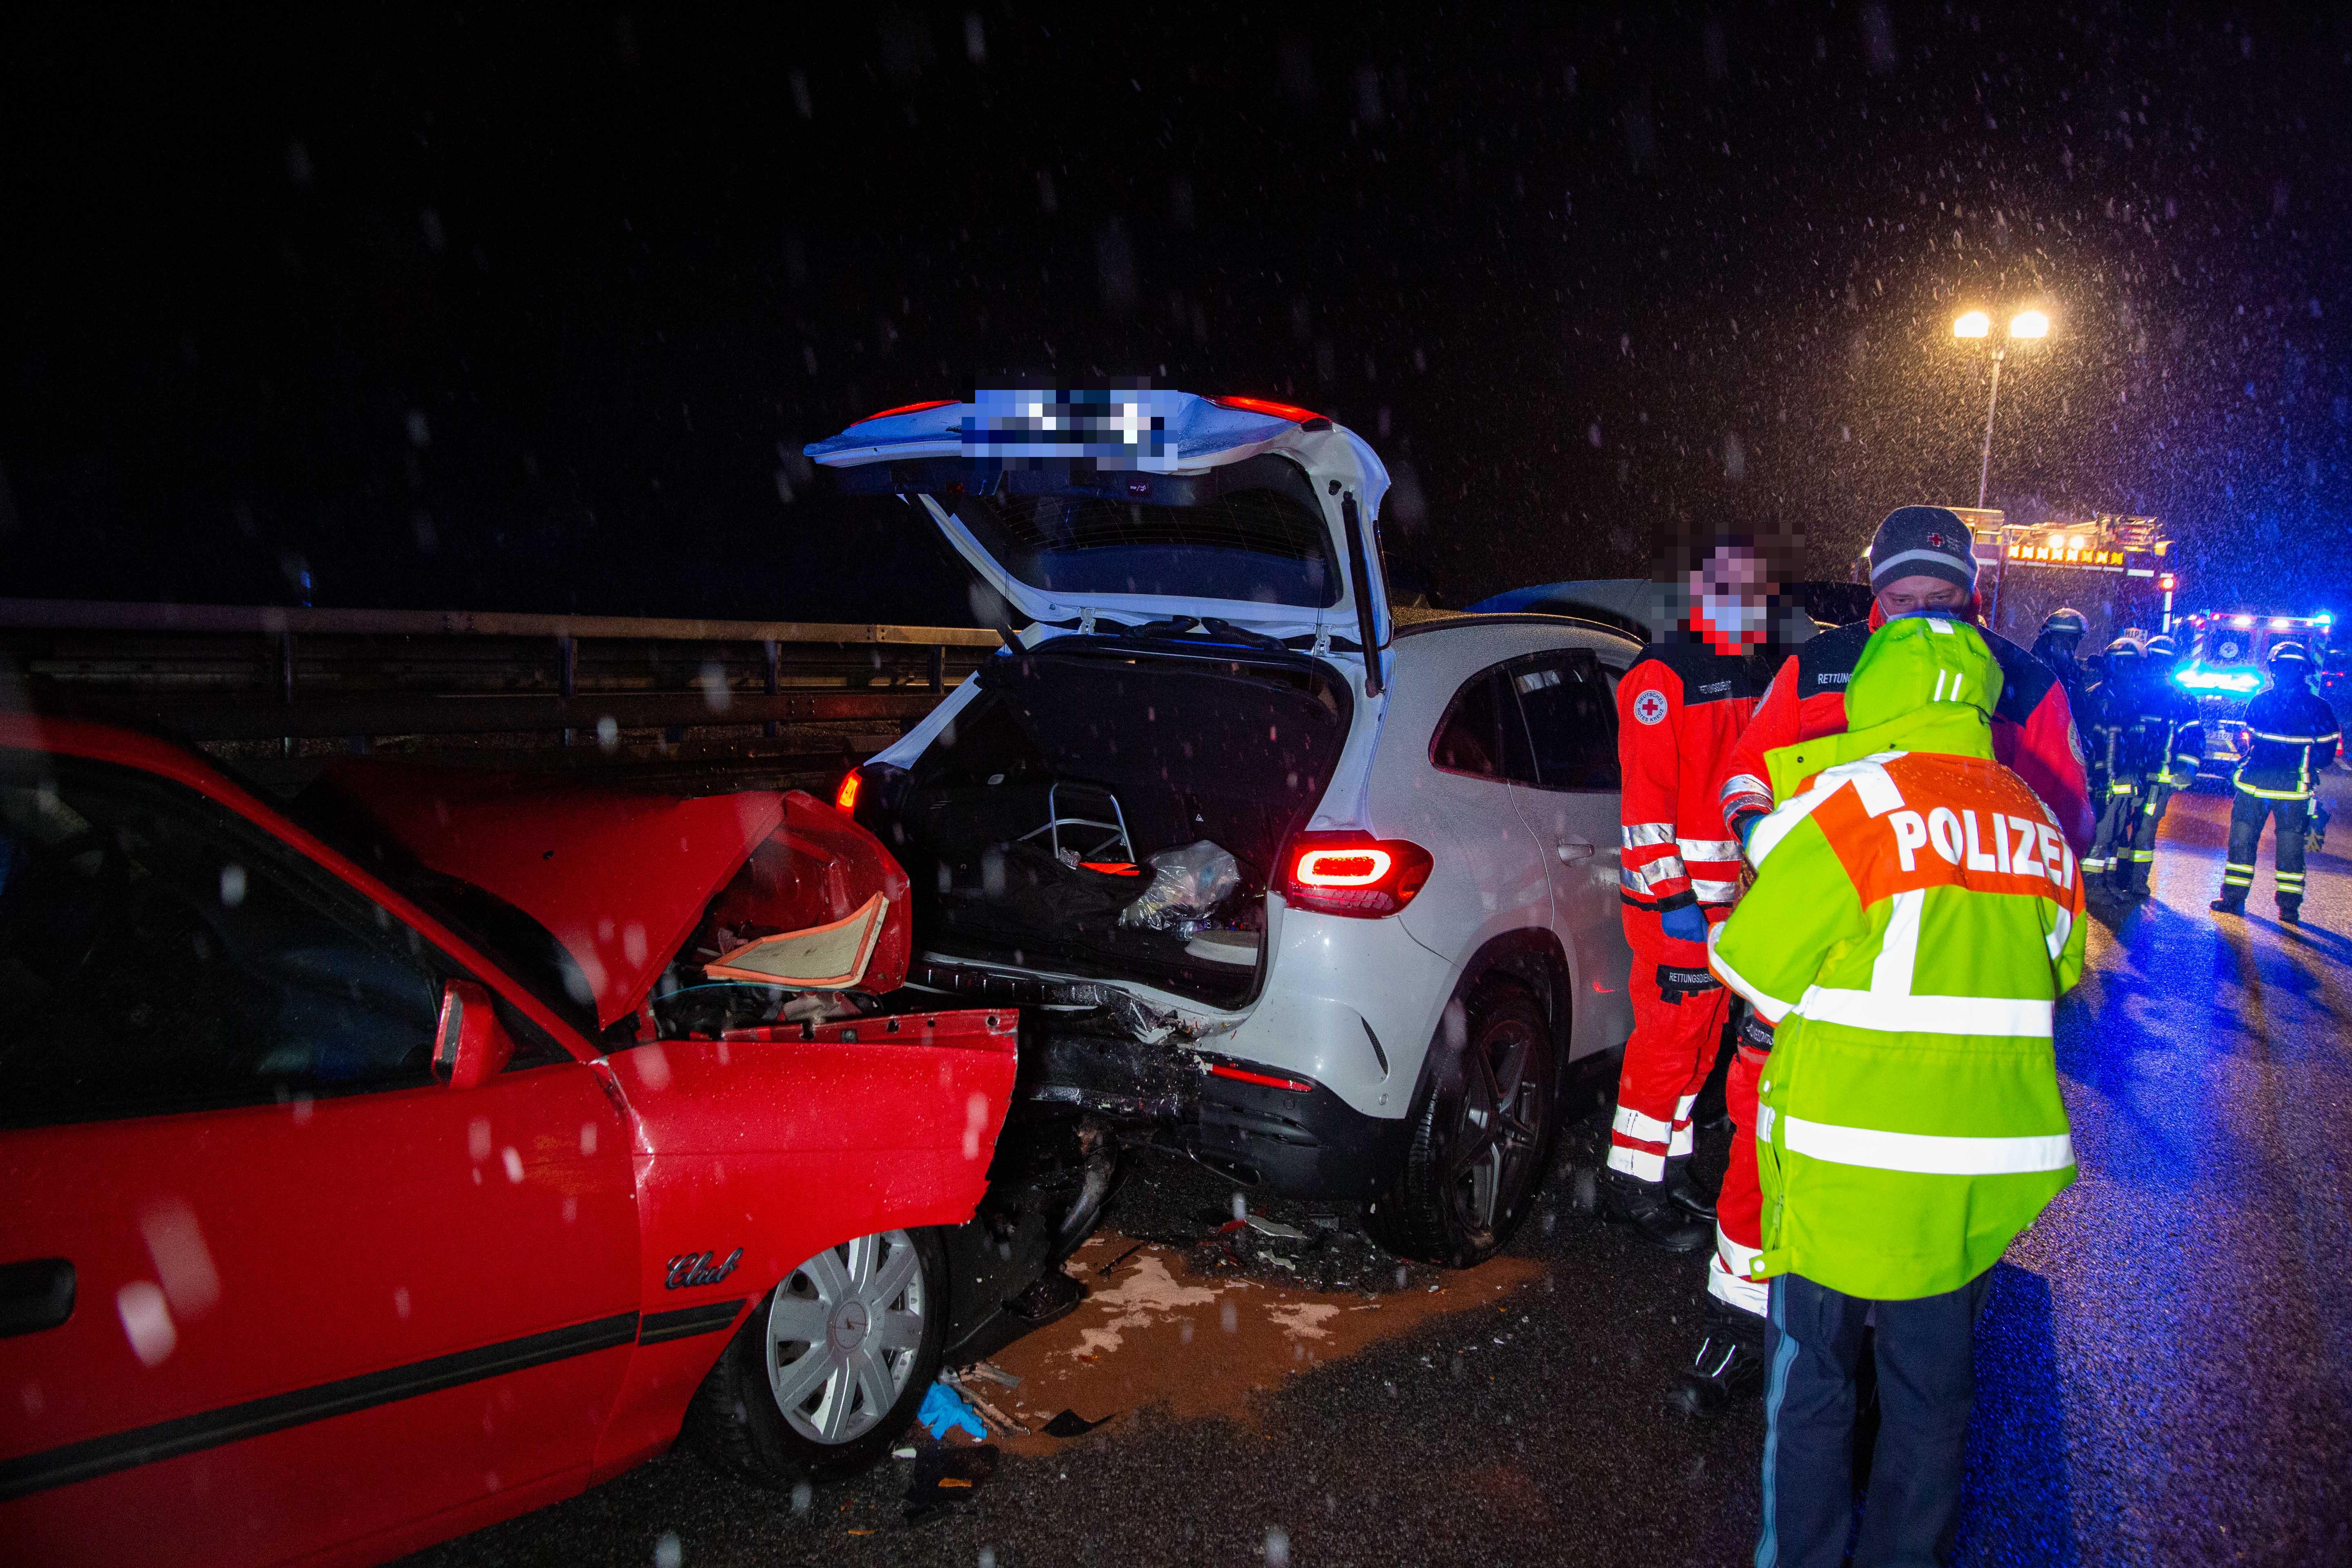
973, 1232, 1544, 1454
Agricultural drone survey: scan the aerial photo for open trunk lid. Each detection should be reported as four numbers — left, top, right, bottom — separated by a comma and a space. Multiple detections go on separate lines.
805, 391, 1395, 679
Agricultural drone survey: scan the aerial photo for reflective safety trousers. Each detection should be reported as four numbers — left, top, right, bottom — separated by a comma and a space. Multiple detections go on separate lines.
1706, 720, 2088, 1301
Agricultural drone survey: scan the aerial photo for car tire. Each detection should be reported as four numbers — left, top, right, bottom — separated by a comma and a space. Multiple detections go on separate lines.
1370, 977, 1556, 1267
687, 1226, 948, 1485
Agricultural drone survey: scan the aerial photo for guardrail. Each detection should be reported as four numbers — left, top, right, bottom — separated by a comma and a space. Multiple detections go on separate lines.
2, 598, 1002, 787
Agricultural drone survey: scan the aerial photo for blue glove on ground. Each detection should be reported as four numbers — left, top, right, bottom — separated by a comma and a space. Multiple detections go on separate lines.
918, 1381, 988, 1442
1660, 904, 1710, 944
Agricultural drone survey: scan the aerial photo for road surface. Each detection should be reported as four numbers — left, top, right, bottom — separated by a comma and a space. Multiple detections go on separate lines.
406, 779, 2352, 1568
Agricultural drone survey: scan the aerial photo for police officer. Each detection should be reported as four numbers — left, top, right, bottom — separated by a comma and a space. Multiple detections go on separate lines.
2213, 641, 2341, 924
2081, 635, 2153, 888
2119, 635, 2202, 899
1707, 614, 2086, 1567
2031, 606, 2093, 710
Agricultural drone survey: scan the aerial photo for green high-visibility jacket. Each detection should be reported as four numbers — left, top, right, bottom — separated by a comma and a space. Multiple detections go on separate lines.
1708, 615, 2088, 1300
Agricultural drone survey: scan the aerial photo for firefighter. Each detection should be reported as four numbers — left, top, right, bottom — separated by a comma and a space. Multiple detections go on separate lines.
1706, 612, 2085, 1567
2031, 605, 2093, 710
1674, 506, 2092, 1421
2080, 635, 2154, 889
2120, 634, 2203, 898
1602, 535, 1780, 1252
2212, 641, 2341, 924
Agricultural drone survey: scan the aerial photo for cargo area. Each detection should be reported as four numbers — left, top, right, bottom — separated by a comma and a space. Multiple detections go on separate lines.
868, 644, 1353, 1011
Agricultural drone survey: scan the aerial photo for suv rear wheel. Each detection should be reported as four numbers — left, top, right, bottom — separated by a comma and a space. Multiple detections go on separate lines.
688, 1227, 947, 1484
1371, 977, 1555, 1267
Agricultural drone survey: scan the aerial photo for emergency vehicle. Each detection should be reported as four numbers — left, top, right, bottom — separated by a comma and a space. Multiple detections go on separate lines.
2173, 609, 2344, 773
1846, 511, 2176, 646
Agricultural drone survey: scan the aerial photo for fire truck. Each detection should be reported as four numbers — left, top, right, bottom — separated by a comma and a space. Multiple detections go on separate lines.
1973, 512, 2177, 646
1849, 510, 2177, 644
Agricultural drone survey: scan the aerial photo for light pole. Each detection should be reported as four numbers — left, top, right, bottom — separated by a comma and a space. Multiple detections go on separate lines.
1954, 309, 2049, 508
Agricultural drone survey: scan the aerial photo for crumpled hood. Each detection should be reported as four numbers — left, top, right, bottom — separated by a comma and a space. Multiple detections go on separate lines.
324, 762, 784, 1030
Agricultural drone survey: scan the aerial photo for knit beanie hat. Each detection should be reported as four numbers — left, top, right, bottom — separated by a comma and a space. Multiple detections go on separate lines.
1869, 506, 1978, 594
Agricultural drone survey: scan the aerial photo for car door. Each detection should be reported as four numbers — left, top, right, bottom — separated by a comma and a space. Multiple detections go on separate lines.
1401, 663, 1552, 962
1499, 649, 1637, 1057
0, 749, 636, 1567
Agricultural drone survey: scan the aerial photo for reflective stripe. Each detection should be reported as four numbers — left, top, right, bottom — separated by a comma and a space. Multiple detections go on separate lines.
1706, 924, 1796, 1024
1607, 1145, 1665, 1182
1622, 822, 1676, 848
1747, 753, 1908, 870
1793, 987, 2054, 1037
1621, 856, 1689, 894
2250, 732, 2323, 744
1714, 1222, 1766, 1286
1708, 1258, 1769, 1315
1720, 771, 1772, 811
1612, 1105, 1675, 1145
1677, 837, 1743, 861
1869, 888, 1922, 996
1690, 878, 1742, 904
2236, 781, 2313, 800
1781, 1115, 2074, 1176
2046, 902, 2074, 962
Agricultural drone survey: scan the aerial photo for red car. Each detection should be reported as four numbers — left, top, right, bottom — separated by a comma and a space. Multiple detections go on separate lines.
0, 713, 1077, 1566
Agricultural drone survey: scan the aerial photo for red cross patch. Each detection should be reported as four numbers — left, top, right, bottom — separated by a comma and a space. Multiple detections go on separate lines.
1633, 690, 1670, 726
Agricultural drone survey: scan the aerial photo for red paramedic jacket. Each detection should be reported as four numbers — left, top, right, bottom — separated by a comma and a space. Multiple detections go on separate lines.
1618, 637, 1777, 913
1717, 606, 2096, 858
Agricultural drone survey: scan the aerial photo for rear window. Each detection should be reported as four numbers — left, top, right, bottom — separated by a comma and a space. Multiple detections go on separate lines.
947, 455, 1340, 607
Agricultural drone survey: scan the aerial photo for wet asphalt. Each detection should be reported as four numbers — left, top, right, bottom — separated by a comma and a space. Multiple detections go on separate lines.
403, 779, 2352, 1568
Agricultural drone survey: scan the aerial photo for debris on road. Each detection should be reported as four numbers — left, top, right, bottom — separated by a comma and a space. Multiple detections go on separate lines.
1041, 1409, 1111, 1438
916, 1381, 988, 1442
901, 1443, 1000, 1525
960, 1359, 1025, 1390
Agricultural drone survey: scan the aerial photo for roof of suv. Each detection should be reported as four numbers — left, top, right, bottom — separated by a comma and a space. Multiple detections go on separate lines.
1390, 606, 1643, 648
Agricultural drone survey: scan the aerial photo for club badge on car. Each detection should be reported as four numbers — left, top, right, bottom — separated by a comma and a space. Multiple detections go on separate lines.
666, 1248, 744, 1289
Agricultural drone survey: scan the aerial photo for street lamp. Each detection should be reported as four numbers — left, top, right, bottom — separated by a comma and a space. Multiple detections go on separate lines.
1953, 307, 2053, 508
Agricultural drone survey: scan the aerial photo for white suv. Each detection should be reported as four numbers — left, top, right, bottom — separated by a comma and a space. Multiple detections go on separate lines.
808, 391, 1636, 1264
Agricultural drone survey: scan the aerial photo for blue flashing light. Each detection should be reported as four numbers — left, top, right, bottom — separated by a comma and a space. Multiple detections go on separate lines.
2317, 613, 2333, 626
2174, 664, 2262, 694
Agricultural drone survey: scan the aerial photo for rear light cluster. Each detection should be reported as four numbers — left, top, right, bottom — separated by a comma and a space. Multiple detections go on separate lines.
833, 769, 862, 815
1280, 832, 1432, 918
853, 399, 958, 424
1210, 394, 1328, 425
1208, 1063, 1316, 1092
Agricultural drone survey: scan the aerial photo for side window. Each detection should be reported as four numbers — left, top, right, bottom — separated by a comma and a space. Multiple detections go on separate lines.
1430, 671, 1506, 778
1508, 651, 1621, 790
0, 753, 445, 1128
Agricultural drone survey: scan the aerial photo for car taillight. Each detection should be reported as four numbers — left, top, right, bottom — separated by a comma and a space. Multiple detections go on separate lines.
1280, 832, 1432, 918
834, 770, 862, 814
1208, 1063, 1315, 1092
1210, 394, 1327, 424
853, 398, 957, 424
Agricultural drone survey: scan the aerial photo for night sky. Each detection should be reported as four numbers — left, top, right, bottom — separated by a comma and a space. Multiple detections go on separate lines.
6, 5, 2350, 625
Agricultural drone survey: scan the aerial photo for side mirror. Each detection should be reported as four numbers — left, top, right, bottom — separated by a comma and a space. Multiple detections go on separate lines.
433, 978, 515, 1090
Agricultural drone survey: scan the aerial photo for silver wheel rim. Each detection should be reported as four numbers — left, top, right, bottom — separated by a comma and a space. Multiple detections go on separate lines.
763, 1229, 927, 1446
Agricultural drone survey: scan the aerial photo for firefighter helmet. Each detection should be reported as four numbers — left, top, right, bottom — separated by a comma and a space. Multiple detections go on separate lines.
2270, 640, 2312, 668
2145, 633, 2178, 659
2103, 635, 2145, 661
2040, 607, 2090, 640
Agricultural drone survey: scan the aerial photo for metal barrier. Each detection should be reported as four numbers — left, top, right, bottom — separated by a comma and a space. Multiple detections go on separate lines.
1, 598, 1001, 788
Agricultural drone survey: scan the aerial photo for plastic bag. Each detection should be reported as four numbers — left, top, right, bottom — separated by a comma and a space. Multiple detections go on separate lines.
1118, 840, 1241, 930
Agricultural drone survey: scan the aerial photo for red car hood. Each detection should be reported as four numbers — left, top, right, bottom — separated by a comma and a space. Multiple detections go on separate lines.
324, 763, 786, 1031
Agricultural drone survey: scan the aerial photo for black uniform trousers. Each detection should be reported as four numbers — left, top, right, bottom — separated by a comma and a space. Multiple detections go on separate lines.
1757, 1269, 1996, 1568
2221, 791, 2310, 909
2123, 777, 2176, 892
